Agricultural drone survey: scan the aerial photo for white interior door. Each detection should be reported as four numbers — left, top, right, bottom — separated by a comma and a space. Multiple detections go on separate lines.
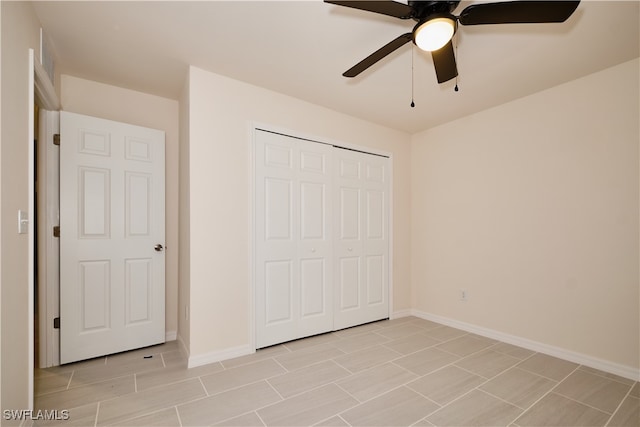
255, 130, 334, 348
334, 148, 389, 330
60, 111, 165, 364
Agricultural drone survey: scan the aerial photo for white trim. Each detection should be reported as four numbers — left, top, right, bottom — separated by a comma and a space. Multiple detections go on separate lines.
37, 109, 60, 368
247, 124, 257, 353
165, 330, 177, 341
391, 309, 413, 319
28, 49, 35, 410
187, 345, 253, 369
176, 334, 190, 363
412, 310, 640, 382
250, 121, 393, 159
33, 55, 59, 111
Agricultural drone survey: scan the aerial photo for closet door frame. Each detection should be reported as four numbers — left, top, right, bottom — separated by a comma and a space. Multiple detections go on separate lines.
249, 123, 394, 351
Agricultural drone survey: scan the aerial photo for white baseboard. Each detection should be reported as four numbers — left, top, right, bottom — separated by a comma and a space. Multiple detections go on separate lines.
176, 334, 190, 362
411, 310, 640, 382
391, 309, 413, 319
165, 330, 177, 341
187, 344, 254, 369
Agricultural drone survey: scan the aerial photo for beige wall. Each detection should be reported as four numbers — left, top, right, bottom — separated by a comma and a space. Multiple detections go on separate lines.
1, 0, 41, 414
60, 75, 180, 338
411, 59, 639, 372
185, 66, 412, 359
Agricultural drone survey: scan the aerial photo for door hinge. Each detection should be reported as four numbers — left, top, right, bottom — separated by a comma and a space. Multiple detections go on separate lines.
53, 134, 60, 146
53, 226, 60, 237
53, 317, 60, 329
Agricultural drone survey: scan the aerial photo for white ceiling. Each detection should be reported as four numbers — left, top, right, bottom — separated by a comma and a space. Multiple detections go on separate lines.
32, 1, 639, 133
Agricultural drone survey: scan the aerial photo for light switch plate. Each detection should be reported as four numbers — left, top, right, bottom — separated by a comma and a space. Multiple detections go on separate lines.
18, 210, 28, 234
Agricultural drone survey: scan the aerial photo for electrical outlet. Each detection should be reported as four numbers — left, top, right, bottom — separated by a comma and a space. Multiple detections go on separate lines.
460, 289, 468, 301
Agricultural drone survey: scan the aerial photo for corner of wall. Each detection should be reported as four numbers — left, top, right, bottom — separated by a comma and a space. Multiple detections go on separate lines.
177, 69, 191, 352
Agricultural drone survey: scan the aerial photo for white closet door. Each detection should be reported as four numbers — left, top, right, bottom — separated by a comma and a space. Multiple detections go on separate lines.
334, 148, 389, 330
255, 130, 334, 348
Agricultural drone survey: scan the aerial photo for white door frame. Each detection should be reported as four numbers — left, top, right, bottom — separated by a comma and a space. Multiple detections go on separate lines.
249, 122, 394, 351
33, 48, 61, 378
37, 109, 60, 368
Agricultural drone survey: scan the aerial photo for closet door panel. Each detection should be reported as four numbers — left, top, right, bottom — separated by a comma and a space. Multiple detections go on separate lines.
255, 130, 333, 348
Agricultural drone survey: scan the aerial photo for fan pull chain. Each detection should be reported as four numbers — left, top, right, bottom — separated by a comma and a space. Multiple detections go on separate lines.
410, 44, 415, 108
454, 36, 459, 92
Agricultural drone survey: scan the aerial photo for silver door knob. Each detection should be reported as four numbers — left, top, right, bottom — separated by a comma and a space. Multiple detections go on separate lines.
154, 244, 164, 252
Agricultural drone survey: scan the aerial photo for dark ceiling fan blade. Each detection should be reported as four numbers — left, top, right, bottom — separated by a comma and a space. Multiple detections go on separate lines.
459, 1, 580, 25
431, 40, 458, 83
343, 33, 412, 77
325, 1, 413, 19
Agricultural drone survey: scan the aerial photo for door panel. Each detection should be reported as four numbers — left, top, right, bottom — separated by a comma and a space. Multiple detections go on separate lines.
334, 149, 389, 330
255, 129, 389, 347
60, 111, 165, 364
255, 130, 333, 348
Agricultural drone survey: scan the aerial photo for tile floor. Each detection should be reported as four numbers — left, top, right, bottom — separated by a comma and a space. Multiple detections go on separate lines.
34, 317, 639, 426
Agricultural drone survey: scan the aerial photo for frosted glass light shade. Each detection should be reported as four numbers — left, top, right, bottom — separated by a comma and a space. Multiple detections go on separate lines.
414, 17, 455, 52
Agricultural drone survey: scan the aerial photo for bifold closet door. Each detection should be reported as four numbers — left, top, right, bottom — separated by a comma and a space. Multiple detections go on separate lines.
334, 148, 389, 330
255, 130, 334, 348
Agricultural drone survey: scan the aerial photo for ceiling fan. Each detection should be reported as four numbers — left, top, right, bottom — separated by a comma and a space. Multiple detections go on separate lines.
326, 1, 580, 83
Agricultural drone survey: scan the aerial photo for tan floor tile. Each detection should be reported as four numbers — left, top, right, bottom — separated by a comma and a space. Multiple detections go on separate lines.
257, 384, 358, 426
427, 389, 522, 426
333, 345, 401, 373
436, 335, 495, 357
282, 332, 341, 352
479, 367, 556, 409
407, 365, 485, 405
274, 343, 345, 371
341, 386, 440, 426
515, 392, 610, 426
608, 396, 640, 427
97, 379, 206, 425
333, 321, 386, 338
554, 370, 632, 414
455, 349, 520, 379
516, 353, 579, 381
268, 360, 350, 398
160, 350, 187, 367
70, 356, 164, 387
393, 347, 460, 376
200, 359, 286, 395
35, 371, 72, 396
31, 403, 97, 426
408, 318, 443, 331
490, 342, 536, 360
423, 326, 467, 342
337, 363, 418, 402
106, 341, 178, 364
315, 415, 350, 426
330, 332, 390, 353
213, 411, 265, 426
221, 345, 290, 369
35, 376, 135, 410
136, 361, 224, 392
178, 381, 281, 426
378, 317, 416, 328
375, 323, 427, 340
116, 408, 180, 426
382, 333, 440, 355
44, 357, 107, 374
630, 382, 640, 398
578, 366, 636, 386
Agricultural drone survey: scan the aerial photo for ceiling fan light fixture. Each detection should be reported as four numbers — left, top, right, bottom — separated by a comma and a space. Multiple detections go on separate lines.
414, 16, 456, 52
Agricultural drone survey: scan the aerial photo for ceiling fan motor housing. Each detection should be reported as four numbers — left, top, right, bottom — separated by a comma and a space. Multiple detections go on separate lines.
407, 1, 461, 21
